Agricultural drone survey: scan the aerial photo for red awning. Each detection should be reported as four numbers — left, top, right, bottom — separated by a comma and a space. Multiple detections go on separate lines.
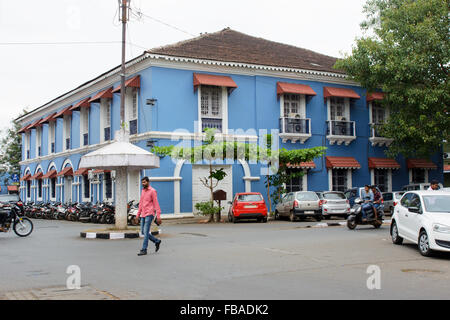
89, 87, 113, 103
7, 186, 18, 192
74, 168, 89, 176
112, 75, 141, 93
92, 169, 111, 174
31, 172, 43, 180
326, 156, 361, 169
53, 105, 73, 119
39, 113, 57, 125
69, 97, 91, 111
444, 165, 450, 173
368, 158, 400, 170
57, 167, 73, 177
277, 82, 316, 98
324, 87, 361, 100
285, 161, 316, 169
20, 173, 32, 181
42, 170, 57, 179
367, 92, 385, 102
193, 73, 237, 92
407, 159, 437, 170
18, 124, 32, 134
27, 118, 43, 130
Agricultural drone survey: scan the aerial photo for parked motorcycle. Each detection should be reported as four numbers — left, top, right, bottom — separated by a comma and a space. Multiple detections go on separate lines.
127, 200, 140, 226
0, 202, 34, 237
347, 198, 384, 229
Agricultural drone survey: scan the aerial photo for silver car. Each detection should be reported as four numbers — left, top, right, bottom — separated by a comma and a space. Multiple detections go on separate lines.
275, 191, 322, 222
382, 191, 405, 215
316, 191, 350, 219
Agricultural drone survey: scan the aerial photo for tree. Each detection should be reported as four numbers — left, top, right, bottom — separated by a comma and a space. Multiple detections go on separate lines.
335, 0, 449, 158
0, 112, 26, 175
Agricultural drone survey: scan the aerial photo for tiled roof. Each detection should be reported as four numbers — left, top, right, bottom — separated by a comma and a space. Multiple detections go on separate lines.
406, 159, 437, 170
368, 158, 401, 170
326, 157, 361, 169
147, 28, 344, 74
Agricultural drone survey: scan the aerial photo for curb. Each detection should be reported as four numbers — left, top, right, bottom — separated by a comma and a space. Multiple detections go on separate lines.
80, 229, 160, 240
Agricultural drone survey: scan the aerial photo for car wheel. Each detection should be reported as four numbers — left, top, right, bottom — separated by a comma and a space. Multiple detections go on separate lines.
289, 211, 296, 222
262, 217, 268, 223
418, 230, 433, 257
315, 215, 322, 222
324, 216, 331, 220
391, 221, 403, 245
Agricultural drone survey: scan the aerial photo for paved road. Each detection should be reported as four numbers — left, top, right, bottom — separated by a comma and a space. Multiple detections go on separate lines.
0, 218, 449, 300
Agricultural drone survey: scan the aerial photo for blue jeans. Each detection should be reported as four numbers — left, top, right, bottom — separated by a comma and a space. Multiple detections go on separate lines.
140, 215, 161, 251
361, 203, 372, 219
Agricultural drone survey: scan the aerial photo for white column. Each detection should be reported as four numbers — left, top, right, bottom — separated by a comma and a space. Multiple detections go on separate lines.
115, 167, 128, 229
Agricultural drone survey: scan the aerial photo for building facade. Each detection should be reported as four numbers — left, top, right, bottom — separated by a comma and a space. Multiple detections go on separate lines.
17, 29, 444, 214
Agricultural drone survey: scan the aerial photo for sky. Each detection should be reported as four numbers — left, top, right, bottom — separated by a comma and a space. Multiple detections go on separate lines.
0, 0, 367, 135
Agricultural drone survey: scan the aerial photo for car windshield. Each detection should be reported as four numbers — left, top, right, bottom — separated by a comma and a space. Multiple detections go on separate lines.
238, 194, 262, 202
422, 195, 450, 213
323, 192, 346, 200
0, 194, 19, 202
296, 192, 318, 201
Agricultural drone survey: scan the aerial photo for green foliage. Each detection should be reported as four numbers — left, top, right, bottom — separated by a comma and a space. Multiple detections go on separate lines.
335, 0, 449, 158
264, 147, 326, 205
194, 201, 222, 217
0, 112, 27, 175
210, 168, 227, 181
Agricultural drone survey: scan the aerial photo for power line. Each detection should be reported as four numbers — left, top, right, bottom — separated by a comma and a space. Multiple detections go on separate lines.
130, 7, 196, 37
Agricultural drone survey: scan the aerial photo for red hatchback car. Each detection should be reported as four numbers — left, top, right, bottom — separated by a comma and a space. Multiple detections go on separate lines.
228, 192, 268, 223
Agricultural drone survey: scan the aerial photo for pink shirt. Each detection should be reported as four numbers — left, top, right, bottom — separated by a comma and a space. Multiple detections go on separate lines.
137, 186, 161, 219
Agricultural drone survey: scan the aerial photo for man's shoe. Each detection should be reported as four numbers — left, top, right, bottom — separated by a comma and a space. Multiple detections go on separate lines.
155, 241, 161, 253
137, 249, 147, 256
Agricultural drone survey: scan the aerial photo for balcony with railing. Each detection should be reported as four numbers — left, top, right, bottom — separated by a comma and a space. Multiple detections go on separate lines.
279, 117, 312, 144
369, 123, 393, 147
326, 120, 356, 145
202, 118, 222, 133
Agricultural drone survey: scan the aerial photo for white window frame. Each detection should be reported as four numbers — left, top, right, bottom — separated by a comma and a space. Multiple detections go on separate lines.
327, 97, 350, 121
80, 107, 89, 147
125, 88, 138, 134
48, 121, 56, 154
24, 131, 30, 159
368, 101, 389, 125
49, 176, 57, 202
102, 172, 114, 202
36, 127, 42, 157
409, 169, 429, 184
100, 99, 111, 143
280, 94, 306, 119
370, 169, 393, 192
197, 85, 228, 134
328, 169, 352, 191
63, 115, 71, 151
82, 174, 91, 203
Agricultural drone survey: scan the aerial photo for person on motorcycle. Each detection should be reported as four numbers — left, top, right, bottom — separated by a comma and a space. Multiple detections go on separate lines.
361, 185, 374, 222
371, 185, 383, 218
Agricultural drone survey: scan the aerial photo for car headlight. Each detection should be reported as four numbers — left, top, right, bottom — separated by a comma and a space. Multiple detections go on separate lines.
433, 223, 450, 234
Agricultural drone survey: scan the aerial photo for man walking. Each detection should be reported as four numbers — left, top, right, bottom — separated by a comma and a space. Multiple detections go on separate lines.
136, 177, 162, 256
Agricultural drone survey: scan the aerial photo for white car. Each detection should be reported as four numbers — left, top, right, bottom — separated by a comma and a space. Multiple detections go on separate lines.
391, 191, 450, 256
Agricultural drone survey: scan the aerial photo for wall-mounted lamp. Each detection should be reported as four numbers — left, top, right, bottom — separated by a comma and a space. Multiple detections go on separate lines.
146, 98, 157, 106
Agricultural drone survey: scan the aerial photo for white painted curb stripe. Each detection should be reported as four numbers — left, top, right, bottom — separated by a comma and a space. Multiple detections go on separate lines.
109, 233, 125, 240
86, 233, 96, 239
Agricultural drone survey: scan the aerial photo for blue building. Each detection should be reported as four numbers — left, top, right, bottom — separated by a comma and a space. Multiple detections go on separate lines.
16, 29, 443, 215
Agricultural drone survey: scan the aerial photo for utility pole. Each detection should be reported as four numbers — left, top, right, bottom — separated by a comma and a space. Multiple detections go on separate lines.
119, 0, 129, 127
